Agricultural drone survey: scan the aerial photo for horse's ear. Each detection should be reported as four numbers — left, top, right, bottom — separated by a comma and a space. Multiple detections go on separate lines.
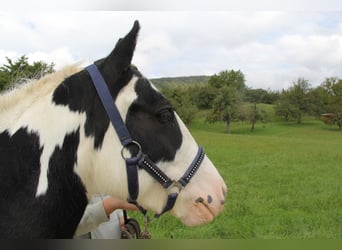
106, 20, 140, 72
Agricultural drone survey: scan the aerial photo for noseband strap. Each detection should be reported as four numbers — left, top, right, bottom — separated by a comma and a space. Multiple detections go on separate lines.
86, 64, 205, 216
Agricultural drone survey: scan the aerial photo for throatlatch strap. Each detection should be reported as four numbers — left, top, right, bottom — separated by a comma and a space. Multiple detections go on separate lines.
154, 193, 178, 218
125, 151, 143, 201
86, 64, 132, 146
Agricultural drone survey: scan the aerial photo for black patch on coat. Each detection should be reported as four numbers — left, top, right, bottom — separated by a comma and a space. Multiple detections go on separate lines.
52, 64, 139, 149
0, 128, 42, 204
0, 128, 87, 238
126, 78, 183, 162
53, 69, 112, 149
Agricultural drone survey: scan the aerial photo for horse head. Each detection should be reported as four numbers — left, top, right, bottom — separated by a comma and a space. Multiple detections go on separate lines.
54, 21, 227, 226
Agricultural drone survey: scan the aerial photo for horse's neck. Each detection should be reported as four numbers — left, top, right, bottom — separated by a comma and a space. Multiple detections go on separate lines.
74, 76, 138, 200
75, 124, 128, 200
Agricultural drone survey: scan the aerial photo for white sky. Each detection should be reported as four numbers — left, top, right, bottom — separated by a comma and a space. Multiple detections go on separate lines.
1, 1, 342, 90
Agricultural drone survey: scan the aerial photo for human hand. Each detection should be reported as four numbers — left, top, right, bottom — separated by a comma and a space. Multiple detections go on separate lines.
102, 196, 139, 216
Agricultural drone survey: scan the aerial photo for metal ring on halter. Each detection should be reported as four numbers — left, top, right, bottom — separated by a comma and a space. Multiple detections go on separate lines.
167, 180, 184, 193
121, 140, 142, 160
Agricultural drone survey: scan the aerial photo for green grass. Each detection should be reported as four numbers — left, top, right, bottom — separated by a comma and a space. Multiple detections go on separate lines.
129, 118, 342, 239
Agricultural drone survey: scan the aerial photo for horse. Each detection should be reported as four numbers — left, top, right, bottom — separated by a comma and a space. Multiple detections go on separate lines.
0, 20, 227, 238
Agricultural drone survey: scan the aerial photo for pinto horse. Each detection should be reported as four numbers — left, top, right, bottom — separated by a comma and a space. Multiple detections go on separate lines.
0, 21, 227, 238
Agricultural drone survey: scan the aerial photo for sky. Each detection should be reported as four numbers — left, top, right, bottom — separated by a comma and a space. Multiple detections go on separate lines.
1, 1, 342, 90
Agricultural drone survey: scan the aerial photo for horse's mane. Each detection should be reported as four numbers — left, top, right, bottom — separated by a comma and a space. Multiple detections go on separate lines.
0, 63, 83, 131
0, 63, 82, 115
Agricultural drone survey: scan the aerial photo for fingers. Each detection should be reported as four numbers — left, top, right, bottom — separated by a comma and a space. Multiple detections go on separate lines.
102, 196, 139, 216
104, 196, 139, 212
116, 199, 139, 211
122, 202, 139, 211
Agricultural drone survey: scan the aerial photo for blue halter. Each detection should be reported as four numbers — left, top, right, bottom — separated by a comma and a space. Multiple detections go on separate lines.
86, 64, 205, 217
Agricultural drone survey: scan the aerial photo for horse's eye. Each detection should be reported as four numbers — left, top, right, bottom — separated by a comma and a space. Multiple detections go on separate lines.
157, 109, 174, 123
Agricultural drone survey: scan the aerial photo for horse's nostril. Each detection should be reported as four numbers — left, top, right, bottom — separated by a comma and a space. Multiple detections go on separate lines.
207, 195, 213, 204
196, 195, 224, 205
195, 197, 204, 203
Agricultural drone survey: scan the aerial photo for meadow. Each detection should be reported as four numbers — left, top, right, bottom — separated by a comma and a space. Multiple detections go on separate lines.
129, 116, 342, 239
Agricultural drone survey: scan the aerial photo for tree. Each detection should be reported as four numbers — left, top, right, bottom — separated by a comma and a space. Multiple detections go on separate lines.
320, 78, 342, 130
322, 77, 342, 106
288, 78, 311, 123
206, 69, 246, 133
0, 55, 55, 91
274, 90, 300, 123
328, 112, 342, 130
247, 103, 268, 132
244, 88, 280, 104
162, 85, 197, 125
307, 85, 330, 119
274, 78, 311, 124
207, 86, 240, 133
209, 69, 246, 91
239, 88, 270, 131
191, 85, 216, 109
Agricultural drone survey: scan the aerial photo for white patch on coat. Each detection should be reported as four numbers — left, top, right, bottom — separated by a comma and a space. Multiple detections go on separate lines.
74, 76, 139, 198
115, 76, 139, 120
0, 64, 85, 196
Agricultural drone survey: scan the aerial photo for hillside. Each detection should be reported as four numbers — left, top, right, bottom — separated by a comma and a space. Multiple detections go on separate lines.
150, 75, 211, 89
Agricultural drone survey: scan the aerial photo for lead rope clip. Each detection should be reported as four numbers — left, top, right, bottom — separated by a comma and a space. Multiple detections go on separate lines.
139, 214, 152, 239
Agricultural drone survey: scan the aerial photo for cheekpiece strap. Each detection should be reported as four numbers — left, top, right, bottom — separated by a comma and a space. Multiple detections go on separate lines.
86, 64, 133, 146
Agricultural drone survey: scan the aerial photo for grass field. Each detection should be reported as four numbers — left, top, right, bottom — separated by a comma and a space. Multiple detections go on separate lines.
129, 117, 342, 239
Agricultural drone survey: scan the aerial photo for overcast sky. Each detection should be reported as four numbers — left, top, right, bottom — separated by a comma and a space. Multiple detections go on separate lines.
1, 1, 342, 90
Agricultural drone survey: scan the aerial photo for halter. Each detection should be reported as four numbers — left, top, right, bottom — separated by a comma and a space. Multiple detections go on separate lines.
86, 64, 205, 217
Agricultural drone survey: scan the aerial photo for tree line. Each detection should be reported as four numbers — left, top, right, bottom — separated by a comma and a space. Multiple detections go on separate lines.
158, 70, 342, 132
1, 55, 341, 131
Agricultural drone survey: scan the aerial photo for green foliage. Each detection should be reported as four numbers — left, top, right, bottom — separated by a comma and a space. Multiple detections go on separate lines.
208, 69, 246, 91
272, 77, 342, 130
244, 88, 280, 104
206, 85, 242, 133
287, 78, 311, 123
307, 85, 330, 118
207, 69, 247, 133
274, 91, 300, 123
322, 78, 342, 108
0, 55, 55, 91
274, 78, 311, 124
161, 85, 197, 125
190, 85, 217, 109
327, 112, 342, 130
310, 77, 342, 130
238, 103, 269, 131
